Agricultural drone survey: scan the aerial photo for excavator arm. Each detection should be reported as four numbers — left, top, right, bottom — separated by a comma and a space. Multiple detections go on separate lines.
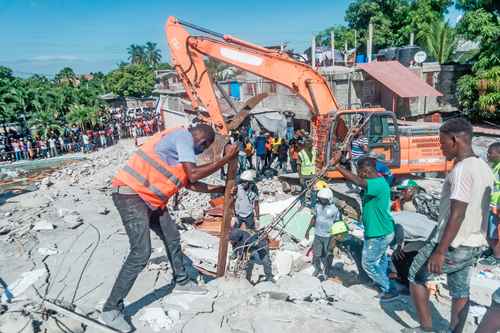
165, 16, 339, 135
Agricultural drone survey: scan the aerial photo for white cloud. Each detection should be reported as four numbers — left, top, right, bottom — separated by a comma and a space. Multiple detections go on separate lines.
31, 55, 81, 62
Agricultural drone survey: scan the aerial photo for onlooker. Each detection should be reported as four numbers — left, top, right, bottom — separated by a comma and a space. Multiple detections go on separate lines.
350, 127, 369, 161
481, 141, 500, 266
82, 133, 91, 153
12, 140, 21, 161
244, 139, 254, 170
40, 139, 48, 158
254, 132, 267, 175
271, 136, 282, 167
234, 170, 259, 230
305, 188, 340, 279
264, 133, 273, 169
278, 139, 289, 172
49, 137, 58, 157
289, 140, 299, 173
331, 153, 398, 302
406, 119, 494, 333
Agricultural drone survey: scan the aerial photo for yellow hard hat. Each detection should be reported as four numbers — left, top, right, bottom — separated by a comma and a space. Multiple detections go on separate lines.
315, 180, 329, 191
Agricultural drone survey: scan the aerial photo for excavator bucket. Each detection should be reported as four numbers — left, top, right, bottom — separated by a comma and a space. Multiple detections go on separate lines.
227, 93, 269, 131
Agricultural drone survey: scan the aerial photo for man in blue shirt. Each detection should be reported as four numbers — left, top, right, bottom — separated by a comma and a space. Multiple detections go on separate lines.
254, 132, 267, 176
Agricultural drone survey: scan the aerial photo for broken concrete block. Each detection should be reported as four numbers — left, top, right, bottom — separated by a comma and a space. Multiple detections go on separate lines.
162, 290, 216, 314
63, 214, 83, 229
0, 224, 11, 235
33, 220, 54, 231
139, 307, 173, 332
274, 250, 294, 276
167, 309, 181, 323
277, 272, 323, 301
41, 177, 53, 186
1, 269, 45, 302
38, 246, 59, 256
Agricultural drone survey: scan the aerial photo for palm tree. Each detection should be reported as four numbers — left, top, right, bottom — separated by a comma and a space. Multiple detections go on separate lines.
127, 44, 146, 65
28, 110, 63, 139
144, 42, 162, 67
66, 104, 99, 130
55, 67, 78, 86
0, 80, 24, 132
424, 20, 457, 64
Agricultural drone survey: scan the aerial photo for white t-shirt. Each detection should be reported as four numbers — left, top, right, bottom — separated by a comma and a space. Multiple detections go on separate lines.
49, 138, 56, 148
82, 135, 90, 144
435, 156, 494, 248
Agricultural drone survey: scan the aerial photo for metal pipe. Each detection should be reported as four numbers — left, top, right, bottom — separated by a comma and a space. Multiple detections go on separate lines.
177, 19, 224, 39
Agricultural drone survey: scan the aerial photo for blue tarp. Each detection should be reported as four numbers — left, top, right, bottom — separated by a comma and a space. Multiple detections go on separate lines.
229, 82, 240, 101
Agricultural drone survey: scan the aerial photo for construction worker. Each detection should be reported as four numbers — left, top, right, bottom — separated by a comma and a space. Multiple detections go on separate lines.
243, 138, 255, 170
264, 133, 273, 169
101, 124, 238, 332
271, 136, 282, 167
234, 170, 259, 230
305, 188, 340, 280
229, 228, 274, 284
481, 141, 500, 266
297, 139, 317, 208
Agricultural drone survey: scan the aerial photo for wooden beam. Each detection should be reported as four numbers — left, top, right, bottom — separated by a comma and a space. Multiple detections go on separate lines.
216, 145, 238, 277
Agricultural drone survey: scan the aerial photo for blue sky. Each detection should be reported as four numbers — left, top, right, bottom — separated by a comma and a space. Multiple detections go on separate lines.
0, 0, 462, 77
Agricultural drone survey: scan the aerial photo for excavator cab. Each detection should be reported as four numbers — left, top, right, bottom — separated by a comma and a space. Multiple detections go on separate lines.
328, 110, 401, 168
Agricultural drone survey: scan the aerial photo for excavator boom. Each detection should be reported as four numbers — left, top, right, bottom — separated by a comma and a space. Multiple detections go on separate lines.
165, 16, 339, 135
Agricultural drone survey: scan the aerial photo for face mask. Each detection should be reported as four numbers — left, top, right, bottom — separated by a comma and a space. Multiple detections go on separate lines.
194, 140, 206, 155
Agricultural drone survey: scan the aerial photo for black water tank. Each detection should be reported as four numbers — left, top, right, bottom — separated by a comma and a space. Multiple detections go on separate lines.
398, 46, 421, 66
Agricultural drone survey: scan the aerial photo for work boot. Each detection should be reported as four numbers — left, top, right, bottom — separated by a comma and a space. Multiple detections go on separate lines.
100, 309, 133, 333
172, 280, 208, 295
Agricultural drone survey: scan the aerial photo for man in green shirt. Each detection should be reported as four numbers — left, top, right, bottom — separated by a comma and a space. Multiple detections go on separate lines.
331, 152, 398, 302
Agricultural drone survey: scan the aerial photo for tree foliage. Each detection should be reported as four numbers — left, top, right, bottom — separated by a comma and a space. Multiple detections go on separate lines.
105, 64, 155, 97
424, 20, 457, 64
127, 42, 162, 67
456, 1, 499, 120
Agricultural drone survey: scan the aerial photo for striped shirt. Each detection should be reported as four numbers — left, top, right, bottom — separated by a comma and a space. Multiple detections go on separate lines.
351, 136, 368, 160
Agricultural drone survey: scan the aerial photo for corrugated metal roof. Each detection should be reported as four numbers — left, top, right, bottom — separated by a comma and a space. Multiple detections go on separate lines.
358, 61, 443, 98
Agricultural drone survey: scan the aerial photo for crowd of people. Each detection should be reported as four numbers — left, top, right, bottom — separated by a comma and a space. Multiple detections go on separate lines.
230, 118, 500, 333
0, 110, 164, 163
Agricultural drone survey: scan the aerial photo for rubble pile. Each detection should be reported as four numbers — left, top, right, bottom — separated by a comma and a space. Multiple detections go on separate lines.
0, 139, 498, 332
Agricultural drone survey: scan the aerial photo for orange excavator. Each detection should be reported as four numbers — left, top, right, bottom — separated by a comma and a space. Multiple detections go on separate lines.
165, 16, 451, 180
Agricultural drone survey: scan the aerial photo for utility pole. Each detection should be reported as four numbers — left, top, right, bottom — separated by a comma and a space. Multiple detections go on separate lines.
354, 30, 357, 64
367, 22, 373, 63
330, 31, 335, 66
410, 32, 415, 46
344, 40, 348, 66
311, 35, 316, 68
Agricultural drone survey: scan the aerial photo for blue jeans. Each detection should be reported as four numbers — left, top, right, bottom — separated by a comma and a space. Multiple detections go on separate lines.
103, 193, 188, 311
362, 233, 394, 293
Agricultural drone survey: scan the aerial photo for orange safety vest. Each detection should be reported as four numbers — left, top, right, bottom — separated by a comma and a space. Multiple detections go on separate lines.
113, 127, 189, 209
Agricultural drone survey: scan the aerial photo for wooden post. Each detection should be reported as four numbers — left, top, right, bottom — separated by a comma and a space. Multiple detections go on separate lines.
331, 31, 335, 66
216, 145, 238, 277
311, 35, 316, 68
367, 22, 373, 63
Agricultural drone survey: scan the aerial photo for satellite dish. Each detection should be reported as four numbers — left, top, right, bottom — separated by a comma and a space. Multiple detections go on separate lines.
414, 51, 427, 64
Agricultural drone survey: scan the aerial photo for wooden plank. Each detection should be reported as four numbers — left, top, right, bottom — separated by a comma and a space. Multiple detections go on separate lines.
216, 145, 238, 277
43, 300, 119, 333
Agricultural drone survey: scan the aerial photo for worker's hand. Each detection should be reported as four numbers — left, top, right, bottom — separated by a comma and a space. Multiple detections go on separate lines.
427, 252, 445, 274
225, 144, 239, 159
330, 151, 342, 166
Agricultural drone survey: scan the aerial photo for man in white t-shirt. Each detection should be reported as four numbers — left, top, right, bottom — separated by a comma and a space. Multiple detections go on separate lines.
48, 137, 57, 157
405, 119, 494, 333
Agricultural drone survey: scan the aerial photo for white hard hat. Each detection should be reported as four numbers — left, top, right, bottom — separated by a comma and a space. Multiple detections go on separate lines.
317, 188, 333, 200
240, 170, 256, 182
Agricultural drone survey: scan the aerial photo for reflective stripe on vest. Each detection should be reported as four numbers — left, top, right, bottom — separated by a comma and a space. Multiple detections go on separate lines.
113, 127, 189, 208
298, 150, 316, 176
491, 163, 500, 215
